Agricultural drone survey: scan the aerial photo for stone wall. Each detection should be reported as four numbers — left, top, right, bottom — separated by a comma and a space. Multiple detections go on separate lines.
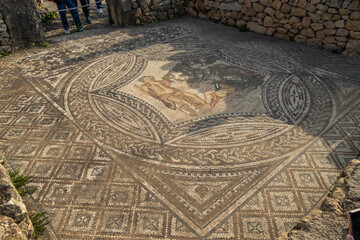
132, 0, 185, 24
185, 0, 360, 54
0, 0, 44, 52
0, 13, 11, 55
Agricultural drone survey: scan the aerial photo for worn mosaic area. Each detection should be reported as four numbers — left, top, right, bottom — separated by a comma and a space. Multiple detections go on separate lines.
1, 17, 360, 239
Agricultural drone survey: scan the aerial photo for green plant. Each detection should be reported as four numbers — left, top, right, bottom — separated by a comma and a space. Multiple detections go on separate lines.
9, 171, 36, 196
239, 24, 250, 32
40, 42, 49, 47
134, 16, 143, 27
30, 211, 50, 239
0, 52, 11, 58
41, 12, 58, 23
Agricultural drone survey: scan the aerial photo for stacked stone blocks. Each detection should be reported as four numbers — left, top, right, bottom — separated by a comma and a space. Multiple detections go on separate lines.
0, 13, 11, 55
183, 0, 360, 54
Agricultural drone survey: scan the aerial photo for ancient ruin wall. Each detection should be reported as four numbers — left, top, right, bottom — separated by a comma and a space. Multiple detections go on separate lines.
0, 13, 11, 55
0, 0, 44, 54
184, 0, 360, 54
132, 0, 186, 24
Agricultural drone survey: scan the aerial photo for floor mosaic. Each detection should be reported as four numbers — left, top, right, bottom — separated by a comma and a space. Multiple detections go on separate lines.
0, 17, 359, 239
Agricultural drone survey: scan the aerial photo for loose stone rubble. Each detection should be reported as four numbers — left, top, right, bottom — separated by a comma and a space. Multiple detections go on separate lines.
282, 159, 360, 240
0, 163, 33, 239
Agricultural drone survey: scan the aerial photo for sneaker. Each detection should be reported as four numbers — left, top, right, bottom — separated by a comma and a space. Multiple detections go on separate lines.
77, 26, 84, 32
97, 8, 103, 14
64, 29, 70, 34
86, 16, 93, 24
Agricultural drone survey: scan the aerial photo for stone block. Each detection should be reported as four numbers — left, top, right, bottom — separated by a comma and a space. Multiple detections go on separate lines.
316, 30, 326, 39
0, 216, 28, 240
316, 4, 328, 11
345, 20, 360, 31
297, 0, 307, 8
293, 23, 303, 30
272, 0, 282, 10
259, 0, 272, 7
325, 0, 342, 8
339, 9, 350, 15
204, 0, 220, 8
350, 31, 360, 39
335, 20, 345, 28
350, 11, 360, 20
273, 31, 291, 40
306, 3, 316, 12
323, 36, 335, 43
335, 36, 347, 42
324, 21, 335, 28
294, 35, 307, 43
264, 7, 275, 16
0, 23, 7, 32
263, 16, 273, 26
302, 17, 311, 28
247, 21, 266, 33
219, 2, 242, 11
309, 12, 321, 22
345, 39, 360, 55
307, 38, 323, 46
324, 43, 338, 50
243, 7, 256, 16
337, 42, 346, 48
289, 16, 300, 24
324, 28, 337, 35
311, 23, 324, 31
195, 0, 205, 11
301, 27, 315, 37
336, 28, 349, 36
276, 27, 288, 33
322, 13, 333, 21
327, 8, 338, 14
281, 4, 291, 13
266, 27, 275, 35
347, 1, 359, 11
291, 7, 307, 17
275, 10, 285, 19
332, 15, 341, 21
253, 3, 265, 12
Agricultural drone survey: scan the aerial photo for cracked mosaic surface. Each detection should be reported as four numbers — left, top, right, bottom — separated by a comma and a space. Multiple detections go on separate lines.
0, 17, 359, 239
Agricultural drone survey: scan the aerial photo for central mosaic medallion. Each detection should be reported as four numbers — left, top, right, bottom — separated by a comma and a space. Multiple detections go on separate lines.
66, 38, 335, 236
117, 54, 267, 124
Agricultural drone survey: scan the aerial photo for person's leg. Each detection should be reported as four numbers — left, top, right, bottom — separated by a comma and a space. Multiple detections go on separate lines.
95, 0, 103, 13
79, 0, 89, 17
96, 0, 103, 9
65, 0, 83, 30
57, 3, 70, 31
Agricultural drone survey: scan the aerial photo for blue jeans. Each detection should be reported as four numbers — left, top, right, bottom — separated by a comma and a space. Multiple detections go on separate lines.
57, 0, 82, 30
94, 0, 103, 9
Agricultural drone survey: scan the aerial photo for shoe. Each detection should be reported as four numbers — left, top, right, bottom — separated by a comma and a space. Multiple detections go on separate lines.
97, 8, 103, 14
86, 16, 93, 24
77, 26, 84, 32
64, 29, 70, 34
